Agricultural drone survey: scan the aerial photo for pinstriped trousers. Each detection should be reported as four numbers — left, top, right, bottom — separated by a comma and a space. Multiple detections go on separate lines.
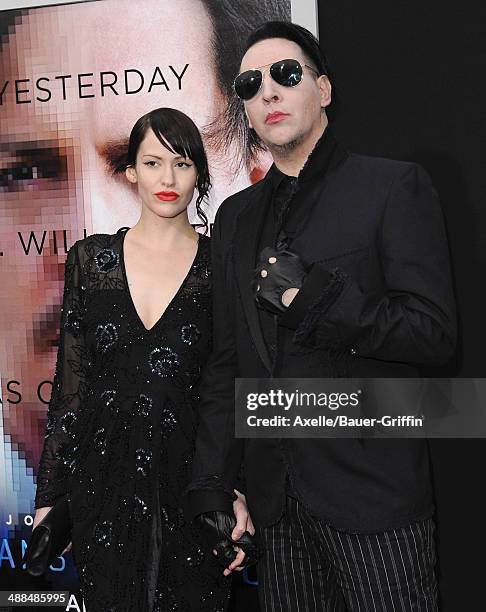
256, 496, 438, 611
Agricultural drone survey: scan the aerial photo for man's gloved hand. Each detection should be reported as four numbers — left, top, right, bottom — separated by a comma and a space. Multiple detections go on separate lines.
252, 246, 309, 314
194, 510, 261, 570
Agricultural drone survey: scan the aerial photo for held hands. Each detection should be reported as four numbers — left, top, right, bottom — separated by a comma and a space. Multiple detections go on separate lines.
194, 490, 260, 576
252, 246, 308, 314
33, 507, 72, 556
225, 488, 257, 575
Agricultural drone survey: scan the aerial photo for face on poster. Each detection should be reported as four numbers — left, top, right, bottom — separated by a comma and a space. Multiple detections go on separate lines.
0, 0, 315, 505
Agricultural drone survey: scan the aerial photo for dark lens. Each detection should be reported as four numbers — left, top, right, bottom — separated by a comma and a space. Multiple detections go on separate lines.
234, 70, 262, 100
270, 59, 303, 87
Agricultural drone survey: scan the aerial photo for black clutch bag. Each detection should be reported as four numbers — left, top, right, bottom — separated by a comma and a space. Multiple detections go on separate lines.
25, 496, 72, 577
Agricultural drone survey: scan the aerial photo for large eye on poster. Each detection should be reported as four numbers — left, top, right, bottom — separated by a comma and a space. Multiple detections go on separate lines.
0, 0, 316, 608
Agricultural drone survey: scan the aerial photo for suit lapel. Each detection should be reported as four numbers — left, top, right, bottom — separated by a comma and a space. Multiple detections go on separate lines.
234, 177, 273, 374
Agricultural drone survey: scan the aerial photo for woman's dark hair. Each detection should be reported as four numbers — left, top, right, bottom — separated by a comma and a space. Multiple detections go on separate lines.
114, 107, 210, 234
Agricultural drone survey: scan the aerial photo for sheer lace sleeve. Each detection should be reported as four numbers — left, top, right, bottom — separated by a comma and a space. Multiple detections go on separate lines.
34, 241, 89, 509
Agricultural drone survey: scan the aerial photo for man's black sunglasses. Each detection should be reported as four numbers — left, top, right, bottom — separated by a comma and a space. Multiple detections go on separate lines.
233, 58, 321, 101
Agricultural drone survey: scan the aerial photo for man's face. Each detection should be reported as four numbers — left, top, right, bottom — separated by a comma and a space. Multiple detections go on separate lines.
0, 0, 248, 469
239, 38, 331, 151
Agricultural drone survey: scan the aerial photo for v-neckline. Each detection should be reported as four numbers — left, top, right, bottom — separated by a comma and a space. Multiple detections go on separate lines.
119, 227, 201, 333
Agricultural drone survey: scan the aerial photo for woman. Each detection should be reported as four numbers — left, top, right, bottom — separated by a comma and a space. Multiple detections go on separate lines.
32, 107, 246, 611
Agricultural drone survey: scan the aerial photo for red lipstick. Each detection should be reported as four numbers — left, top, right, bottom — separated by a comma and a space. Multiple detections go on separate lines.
154, 191, 179, 201
265, 111, 290, 124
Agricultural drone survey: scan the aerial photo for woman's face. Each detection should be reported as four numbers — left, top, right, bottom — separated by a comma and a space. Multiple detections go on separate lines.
125, 128, 198, 220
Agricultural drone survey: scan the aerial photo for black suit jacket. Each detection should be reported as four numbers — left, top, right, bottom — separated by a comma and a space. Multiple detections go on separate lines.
186, 133, 456, 532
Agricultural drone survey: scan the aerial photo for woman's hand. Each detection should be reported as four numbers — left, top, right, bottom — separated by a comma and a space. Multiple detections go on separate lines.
222, 489, 256, 576
32, 506, 52, 530
32, 507, 72, 555
60, 542, 72, 555
231, 489, 255, 539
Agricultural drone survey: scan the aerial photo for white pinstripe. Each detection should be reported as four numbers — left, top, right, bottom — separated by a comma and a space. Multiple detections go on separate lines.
294, 499, 314, 611
384, 530, 407, 612
320, 522, 356, 606
375, 533, 397, 612
279, 516, 292, 609
318, 518, 345, 610
256, 496, 437, 612
356, 536, 378, 611
367, 537, 388, 610
409, 525, 429, 612
336, 529, 362, 612
401, 525, 425, 612
268, 523, 278, 610
393, 529, 413, 606
417, 522, 433, 611
345, 532, 367, 611
425, 520, 437, 602
418, 520, 437, 609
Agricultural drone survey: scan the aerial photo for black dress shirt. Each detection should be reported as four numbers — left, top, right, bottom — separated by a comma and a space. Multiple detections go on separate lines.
255, 127, 338, 499
255, 126, 338, 364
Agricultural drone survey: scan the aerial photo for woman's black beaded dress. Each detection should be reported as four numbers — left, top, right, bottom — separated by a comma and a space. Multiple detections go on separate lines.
34, 227, 231, 611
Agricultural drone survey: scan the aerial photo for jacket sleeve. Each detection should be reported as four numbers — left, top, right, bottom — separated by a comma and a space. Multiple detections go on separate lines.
184, 205, 245, 519
34, 241, 89, 509
279, 163, 457, 366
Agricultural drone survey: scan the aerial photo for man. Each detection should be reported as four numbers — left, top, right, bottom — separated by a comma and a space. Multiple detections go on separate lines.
186, 21, 457, 610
